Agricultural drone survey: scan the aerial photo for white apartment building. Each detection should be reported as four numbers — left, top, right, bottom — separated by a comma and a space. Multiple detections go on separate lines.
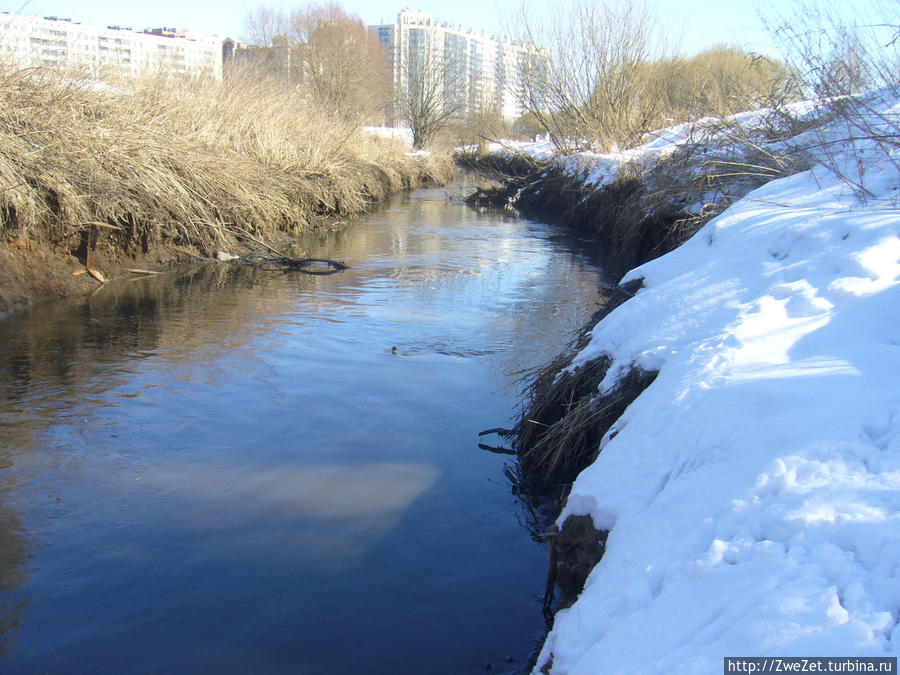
0, 13, 223, 79
371, 9, 543, 122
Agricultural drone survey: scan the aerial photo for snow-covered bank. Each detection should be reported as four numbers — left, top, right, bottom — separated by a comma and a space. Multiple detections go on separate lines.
533, 100, 900, 672
486, 98, 820, 190
468, 102, 832, 283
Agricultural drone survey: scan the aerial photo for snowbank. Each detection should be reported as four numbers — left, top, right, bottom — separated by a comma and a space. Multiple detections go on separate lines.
536, 100, 900, 672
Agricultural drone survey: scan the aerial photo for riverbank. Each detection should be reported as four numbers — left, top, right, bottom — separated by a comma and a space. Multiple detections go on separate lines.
476, 93, 900, 671
0, 66, 455, 316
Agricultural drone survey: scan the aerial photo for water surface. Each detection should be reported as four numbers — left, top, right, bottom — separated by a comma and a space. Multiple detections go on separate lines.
0, 187, 603, 673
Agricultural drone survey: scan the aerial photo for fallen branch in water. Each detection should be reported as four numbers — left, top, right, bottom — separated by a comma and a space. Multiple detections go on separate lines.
478, 427, 517, 455
478, 427, 515, 437
234, 226, 348, 274
261, 257, 349, 274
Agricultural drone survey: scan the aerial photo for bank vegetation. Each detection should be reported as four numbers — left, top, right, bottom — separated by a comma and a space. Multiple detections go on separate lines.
511, 0, 791, 154
0, 55, 454, 313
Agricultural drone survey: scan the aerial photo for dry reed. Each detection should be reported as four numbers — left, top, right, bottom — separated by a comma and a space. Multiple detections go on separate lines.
0, 62, 454, 264
514, 352, 658, 492
510, 278, 653, 493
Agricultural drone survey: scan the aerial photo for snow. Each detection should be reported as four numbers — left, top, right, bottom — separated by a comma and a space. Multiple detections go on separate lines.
364, 125, 414, 147
533, 96, 900, 673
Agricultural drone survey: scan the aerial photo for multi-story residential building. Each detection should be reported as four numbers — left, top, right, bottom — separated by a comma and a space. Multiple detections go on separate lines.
371, 9, 545, 122
0, 13, 224, 79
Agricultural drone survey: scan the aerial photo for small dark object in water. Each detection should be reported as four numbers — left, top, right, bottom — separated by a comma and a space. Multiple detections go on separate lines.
391, 346, 399, 355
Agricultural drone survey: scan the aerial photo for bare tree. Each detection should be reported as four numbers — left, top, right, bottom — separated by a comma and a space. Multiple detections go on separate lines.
395, 46, 466, 150
242, 3, 390, 121
243, 6, 292, 46
294, 3, 390, 120
512, 0, 671, 153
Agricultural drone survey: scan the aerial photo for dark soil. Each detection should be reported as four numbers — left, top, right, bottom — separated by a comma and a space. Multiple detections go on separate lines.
0, 229, 209, 318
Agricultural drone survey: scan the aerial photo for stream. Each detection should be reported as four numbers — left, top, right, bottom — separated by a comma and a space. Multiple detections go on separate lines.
0, 185, 604, 673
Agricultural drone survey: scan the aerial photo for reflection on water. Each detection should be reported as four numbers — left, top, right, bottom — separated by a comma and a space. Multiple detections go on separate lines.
0, 187, 603, 672
125, 460, 441, 567
0, 499, 27, 659
210, 462, 442, 520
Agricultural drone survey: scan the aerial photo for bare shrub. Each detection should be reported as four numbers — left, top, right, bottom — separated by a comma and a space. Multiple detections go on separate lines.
513, 0, 670, 153
513, 111, 548, 140
760, 0, 900, 200
652, 46, 791, 120
511, 1, 795, 155
450, 105, 514, 154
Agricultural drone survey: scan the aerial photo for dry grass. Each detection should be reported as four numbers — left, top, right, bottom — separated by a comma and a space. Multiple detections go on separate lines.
514, 351, 657, 492
0, 62, 454, 261
510, 279, 651, 493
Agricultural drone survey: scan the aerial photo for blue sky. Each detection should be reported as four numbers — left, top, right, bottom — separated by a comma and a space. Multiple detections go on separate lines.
9, 0, 776, 56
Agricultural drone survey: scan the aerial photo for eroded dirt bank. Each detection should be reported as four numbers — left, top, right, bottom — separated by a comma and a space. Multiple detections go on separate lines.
0, 160, 455, 319
0, 198, 412, 318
